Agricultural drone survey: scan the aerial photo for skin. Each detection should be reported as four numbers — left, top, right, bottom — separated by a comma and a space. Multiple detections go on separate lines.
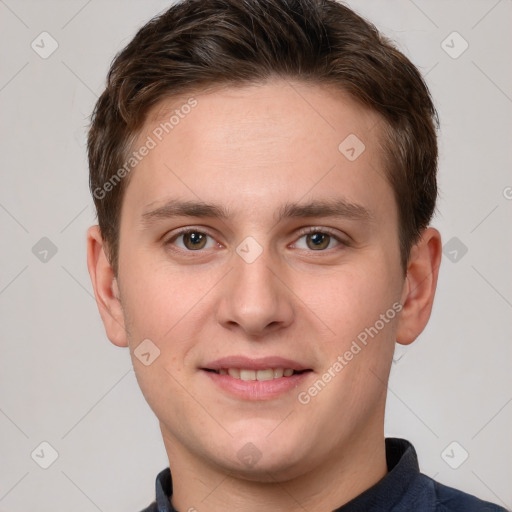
87, 79, 441, 512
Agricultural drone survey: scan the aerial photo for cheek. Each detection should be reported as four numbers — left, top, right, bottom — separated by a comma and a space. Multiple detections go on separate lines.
118, 247, 197, 339
293, 264, 399, 429
120, 263, 201, 420
118, 254, 218, 377
298, 261, 400, 345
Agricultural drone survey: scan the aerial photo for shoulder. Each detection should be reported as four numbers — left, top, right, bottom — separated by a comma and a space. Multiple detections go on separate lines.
138, 501, 158, 512
418, 473, 509, 512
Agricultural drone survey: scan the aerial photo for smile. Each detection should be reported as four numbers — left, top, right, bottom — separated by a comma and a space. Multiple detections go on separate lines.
206, 368, 307, 380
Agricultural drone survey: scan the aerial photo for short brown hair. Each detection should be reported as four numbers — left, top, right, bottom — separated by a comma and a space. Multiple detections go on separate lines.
88, 0, 438, 274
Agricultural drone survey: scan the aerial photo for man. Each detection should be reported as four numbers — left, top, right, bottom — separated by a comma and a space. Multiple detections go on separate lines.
86, 0, 507, 510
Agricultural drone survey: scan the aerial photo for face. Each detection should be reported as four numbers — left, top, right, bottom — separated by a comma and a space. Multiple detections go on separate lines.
102, 80, 409, 479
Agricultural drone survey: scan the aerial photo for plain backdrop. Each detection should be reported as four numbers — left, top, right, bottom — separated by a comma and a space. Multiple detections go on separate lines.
1, 1, 511, 510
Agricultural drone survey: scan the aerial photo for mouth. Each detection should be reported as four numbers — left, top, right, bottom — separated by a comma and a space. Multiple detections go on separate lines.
200, 356, 313, 400
202, 367, 311, 381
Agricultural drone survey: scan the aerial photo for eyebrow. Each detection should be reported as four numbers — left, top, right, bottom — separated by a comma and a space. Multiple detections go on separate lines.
141, 200, 230, 227
277, 199, 373, 222
140, 197, 373, 227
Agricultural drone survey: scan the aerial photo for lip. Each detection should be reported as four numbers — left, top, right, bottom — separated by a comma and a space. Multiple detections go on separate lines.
201, 355, 313, 401
203, 355, 310, 372
203, 370, 311, 400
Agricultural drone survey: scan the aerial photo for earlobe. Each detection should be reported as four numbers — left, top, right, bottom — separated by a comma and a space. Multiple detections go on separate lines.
396, 227, 442, 346
86, 226, 129, 347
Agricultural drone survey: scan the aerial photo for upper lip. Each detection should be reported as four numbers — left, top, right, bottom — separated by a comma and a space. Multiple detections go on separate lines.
203, 356, 310, 371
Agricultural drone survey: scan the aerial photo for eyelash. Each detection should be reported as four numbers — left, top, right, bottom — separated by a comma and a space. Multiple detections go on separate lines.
164, 226, 348, 253
294, 226, 347, 250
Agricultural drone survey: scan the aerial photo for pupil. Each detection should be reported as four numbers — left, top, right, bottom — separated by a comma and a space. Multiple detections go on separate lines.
185, 232, 206, 250
307, 232, 329, 250
311, 233, 324, 245
189, 233, 202, 244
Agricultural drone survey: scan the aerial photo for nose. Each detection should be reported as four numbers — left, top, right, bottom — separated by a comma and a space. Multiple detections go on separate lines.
215, 247, 295, 338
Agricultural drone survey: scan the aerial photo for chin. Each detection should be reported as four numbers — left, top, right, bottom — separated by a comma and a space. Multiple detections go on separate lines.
209, 429, 315, 481
216, 452, 310, 483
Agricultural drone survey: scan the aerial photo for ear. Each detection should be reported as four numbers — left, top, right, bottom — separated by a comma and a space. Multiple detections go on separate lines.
396, 227, 442, 346
86, 225, 128, 347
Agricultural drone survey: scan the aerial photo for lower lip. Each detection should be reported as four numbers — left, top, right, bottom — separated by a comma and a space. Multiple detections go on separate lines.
202, 370, 312, 400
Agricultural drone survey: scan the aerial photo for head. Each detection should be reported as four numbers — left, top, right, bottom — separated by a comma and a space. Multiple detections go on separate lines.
87, 0, 441, 481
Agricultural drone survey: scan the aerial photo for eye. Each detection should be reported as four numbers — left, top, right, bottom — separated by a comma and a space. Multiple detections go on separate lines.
294, 229, 342, 251
168, 230, 217, 251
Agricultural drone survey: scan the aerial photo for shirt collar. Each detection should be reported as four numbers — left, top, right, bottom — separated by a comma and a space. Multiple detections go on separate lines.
333, 438, 420, 511
152, 438, 419, 512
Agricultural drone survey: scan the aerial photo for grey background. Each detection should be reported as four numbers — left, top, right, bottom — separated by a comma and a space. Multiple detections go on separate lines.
0, 0, 511, 510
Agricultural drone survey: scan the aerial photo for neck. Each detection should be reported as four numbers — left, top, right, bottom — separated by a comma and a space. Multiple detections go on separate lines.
161, 421, 387, 512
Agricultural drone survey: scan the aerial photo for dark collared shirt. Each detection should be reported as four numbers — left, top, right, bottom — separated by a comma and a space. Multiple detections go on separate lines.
140, 438, 508, 511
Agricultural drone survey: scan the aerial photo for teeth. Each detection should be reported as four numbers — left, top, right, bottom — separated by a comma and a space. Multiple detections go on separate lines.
240, 369, 256, 381
273, 368, 284, 378
217, 368, 297, 380
256, 369, 274, 381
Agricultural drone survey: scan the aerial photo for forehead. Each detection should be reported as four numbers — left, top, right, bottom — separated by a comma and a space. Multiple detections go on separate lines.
123, 79, 394, 225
